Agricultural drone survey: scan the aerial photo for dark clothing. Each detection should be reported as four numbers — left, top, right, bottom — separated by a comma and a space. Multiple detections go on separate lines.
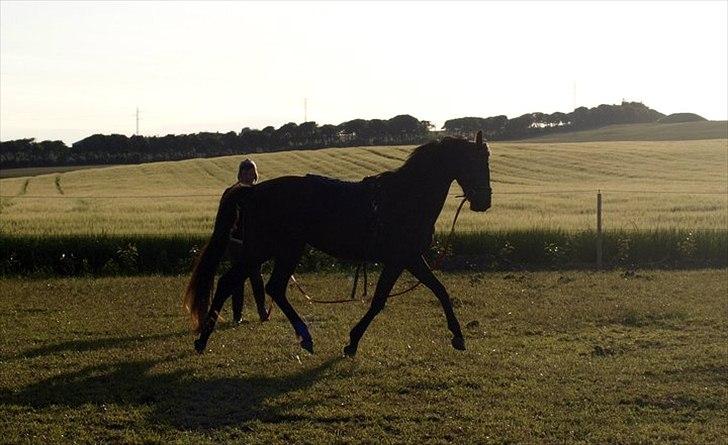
227, 183, 252, 242
221, 183, 266, 322
231, 262, 266, 322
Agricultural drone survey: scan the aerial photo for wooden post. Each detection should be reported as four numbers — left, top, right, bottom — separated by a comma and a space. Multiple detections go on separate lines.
596, 190, 603, 269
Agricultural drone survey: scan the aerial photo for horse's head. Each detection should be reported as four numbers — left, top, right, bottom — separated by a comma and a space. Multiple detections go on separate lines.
453, 130, 492, 212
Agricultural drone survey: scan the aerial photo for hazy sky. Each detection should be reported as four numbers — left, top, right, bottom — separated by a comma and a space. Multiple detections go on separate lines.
1, 1, 726, 144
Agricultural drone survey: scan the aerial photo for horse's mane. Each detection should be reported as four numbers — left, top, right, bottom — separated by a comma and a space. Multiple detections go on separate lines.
362, 137, 467, 184
402, 141, 439, 166
404, 137, 469, 167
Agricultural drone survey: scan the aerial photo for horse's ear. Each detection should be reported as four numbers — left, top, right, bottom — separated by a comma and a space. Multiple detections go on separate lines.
476, 131, 483, 148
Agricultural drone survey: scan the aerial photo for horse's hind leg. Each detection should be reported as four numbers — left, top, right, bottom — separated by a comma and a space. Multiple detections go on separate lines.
344, 264, 403, 357
194, 264, 253, 353
265, 249, 312, 352
407, 256, 465, 351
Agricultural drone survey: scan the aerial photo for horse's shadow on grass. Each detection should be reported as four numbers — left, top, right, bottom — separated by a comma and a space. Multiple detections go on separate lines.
2, 351, 344, 431
5, 324, 239, 361
7, 332, 184, 360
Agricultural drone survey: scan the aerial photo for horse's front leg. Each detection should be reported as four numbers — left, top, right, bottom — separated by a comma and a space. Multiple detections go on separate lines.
344, 264, 403, 357
407, 255, 465, 350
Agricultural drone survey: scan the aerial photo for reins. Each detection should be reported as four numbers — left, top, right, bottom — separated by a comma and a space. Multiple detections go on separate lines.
281, 196, 468, 308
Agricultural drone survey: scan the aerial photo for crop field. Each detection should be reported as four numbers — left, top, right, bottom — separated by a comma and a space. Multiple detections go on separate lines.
0, 270, 726, 443
1, 139, 726, 236
0, 164, 121, 180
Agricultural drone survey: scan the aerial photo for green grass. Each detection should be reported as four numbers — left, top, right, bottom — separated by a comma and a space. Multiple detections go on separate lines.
1, 271, 726, 443
2, 229, 726, 276
520, 121, 728, 143
1, 139, 726, 236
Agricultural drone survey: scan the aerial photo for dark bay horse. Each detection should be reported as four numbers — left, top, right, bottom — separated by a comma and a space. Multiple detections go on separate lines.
185, 132, 492, 356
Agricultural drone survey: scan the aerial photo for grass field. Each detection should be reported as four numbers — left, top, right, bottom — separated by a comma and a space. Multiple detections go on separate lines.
1, 139, 726, 236
521, 120, 728, 143
1, 270, 726, 443
0, 164, 121, 179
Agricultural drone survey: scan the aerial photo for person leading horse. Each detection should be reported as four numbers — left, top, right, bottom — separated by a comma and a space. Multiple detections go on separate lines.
185, 131, 492, 356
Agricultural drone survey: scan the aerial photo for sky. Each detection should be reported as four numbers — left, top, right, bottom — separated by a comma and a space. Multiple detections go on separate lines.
1, 1, 726, 144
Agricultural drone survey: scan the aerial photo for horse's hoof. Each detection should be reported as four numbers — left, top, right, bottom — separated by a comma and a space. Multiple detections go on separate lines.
451, 336, 466, 351
343, 344, 357, 357
300, 339, 314, 354
194, 338, 207, 354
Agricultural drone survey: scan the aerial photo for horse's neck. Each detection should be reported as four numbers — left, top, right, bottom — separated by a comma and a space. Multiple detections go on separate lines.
385, 150, 454, 221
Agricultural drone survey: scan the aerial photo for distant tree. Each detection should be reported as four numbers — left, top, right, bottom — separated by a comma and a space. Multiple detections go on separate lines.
275, 123, 299, 148
503, 114, 535, 138
364, 119, 387, 144
297, 121, 319, 146
319, 124, 338, 145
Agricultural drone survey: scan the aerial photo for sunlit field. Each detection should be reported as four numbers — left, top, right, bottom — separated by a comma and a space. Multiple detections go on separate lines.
1, 139, 726, 236
1, 270, 725, 443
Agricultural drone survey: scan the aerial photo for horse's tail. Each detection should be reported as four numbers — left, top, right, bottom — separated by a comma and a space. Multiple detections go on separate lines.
183, 187, 240, 332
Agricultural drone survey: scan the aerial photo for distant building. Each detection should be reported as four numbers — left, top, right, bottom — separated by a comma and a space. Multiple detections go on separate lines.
337, 130, 356, 143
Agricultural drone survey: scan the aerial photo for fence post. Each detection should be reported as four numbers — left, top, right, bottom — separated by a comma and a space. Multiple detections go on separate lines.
596, 190, 603, 269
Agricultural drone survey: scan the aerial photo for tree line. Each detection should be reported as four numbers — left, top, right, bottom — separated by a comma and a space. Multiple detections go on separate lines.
1, 102, 665, 169
0, 115, 432, 168
442, 101, 664, 140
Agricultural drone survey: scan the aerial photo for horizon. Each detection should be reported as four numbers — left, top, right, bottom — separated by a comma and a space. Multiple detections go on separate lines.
1, 100, 704, 145
1, 1, 727, 145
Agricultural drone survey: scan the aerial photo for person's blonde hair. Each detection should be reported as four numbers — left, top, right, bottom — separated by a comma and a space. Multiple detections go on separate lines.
237, 159, 258, 184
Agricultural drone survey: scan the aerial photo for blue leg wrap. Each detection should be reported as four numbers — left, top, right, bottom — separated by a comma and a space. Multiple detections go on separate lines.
294, 320, 311, 341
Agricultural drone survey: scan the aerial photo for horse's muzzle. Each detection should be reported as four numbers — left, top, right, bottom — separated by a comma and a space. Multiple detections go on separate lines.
469, 199, 491, 212
465, 186, 491, 212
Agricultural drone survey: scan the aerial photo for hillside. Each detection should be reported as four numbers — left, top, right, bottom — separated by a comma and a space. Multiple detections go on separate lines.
1, 139, 726, 236
518, 120, 728, 143
658, 113, 707, 124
